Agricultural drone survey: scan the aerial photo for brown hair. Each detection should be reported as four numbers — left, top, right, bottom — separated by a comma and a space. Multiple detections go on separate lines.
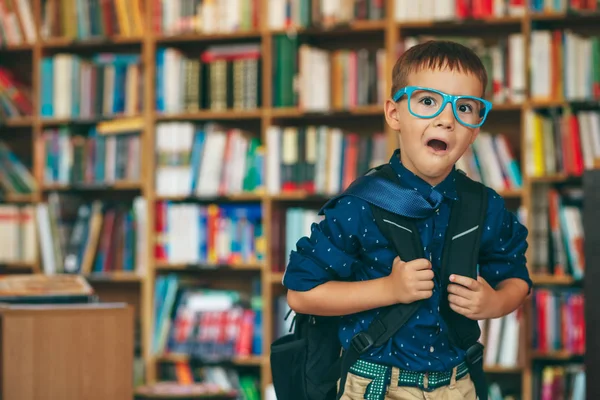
390, 40, 488, 98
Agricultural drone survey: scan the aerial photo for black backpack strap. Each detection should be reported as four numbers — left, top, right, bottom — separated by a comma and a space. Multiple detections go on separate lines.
440, 171, 488, 400
335, 166, 427, 399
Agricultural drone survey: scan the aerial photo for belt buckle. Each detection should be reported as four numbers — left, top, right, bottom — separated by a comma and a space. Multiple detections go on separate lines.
423, 372, 429, 390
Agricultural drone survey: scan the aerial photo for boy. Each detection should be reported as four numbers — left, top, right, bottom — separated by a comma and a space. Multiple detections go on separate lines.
283, 40, 532, 400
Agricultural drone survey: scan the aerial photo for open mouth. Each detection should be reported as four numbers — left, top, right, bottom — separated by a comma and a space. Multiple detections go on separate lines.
427, 139, 448, 152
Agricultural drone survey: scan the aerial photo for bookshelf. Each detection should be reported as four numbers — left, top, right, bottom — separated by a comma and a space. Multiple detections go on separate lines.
0, 1, 595, 399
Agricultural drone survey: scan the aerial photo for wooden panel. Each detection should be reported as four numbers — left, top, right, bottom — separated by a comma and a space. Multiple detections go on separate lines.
0, 303, 134, 400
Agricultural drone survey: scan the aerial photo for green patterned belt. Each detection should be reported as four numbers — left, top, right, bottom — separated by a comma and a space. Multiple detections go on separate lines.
348, 359, 470, 399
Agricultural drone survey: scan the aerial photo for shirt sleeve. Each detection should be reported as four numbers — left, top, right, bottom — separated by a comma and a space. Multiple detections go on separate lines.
282, 196, 371, 292
478, 188, 532, 291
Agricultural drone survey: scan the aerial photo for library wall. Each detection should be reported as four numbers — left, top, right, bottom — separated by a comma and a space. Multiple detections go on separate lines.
0, 0, 594, 399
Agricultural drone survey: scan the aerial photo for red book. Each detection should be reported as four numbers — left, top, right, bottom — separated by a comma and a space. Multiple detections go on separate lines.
236, 309, 255, 357
568, 114, 584, 176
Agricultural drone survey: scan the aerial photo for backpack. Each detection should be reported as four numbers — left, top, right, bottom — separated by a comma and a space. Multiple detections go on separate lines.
270, 164, 489, 400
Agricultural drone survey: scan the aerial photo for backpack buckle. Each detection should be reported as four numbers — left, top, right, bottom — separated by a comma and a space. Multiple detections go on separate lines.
465, 342, 484, 365
351, 332, 374, 354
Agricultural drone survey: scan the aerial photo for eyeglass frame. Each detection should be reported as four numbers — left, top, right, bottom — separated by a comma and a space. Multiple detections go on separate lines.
391, 86, 493, 128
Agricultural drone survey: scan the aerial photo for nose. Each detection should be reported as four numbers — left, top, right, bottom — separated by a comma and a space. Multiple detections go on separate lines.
433, 103, 455, 130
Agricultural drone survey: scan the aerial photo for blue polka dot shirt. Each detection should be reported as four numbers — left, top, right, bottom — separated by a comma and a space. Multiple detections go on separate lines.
283, 149, 532, 372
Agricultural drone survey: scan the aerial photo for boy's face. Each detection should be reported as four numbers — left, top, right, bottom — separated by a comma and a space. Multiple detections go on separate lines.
384, 66, 483, 187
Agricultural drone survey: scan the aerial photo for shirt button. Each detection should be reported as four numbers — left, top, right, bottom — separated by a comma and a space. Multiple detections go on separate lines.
430, 346, 434, 353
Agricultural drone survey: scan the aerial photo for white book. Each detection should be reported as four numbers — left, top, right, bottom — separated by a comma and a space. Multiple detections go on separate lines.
133, 197, 147, 275
588, 112, 600, 160
15, 0, 36, 43
266, 126, 281, 194
484, 317, 503, 366
328, 128, 343, 195
180, 122, 195, 196
53, 55, 72, 118
498, 310, 520, 367
578, 112, 595, 170
36, 204, 55, 275
196, 126, 227, 197
155, 124, 167, 196
508, 34, 525, 103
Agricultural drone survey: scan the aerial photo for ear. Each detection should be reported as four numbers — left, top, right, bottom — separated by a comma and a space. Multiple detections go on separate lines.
384, 99, 402, 131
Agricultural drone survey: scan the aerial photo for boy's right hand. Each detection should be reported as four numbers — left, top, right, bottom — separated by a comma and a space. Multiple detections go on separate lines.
387, 256, 434, 304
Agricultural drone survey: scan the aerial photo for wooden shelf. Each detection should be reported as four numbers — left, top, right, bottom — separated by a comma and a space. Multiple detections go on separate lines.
1, 117, 34, 128
484, 365, 524, 373
155, 262, 264, 271
270, 272, 284, 284
269, 20, 386, 35
156, 31, 262, 43
497, 189, 523, 198
528, 99, 568, 108
156, 354, 263, 367
40, 116, 143, 127
491, 102, 524, 111
0, 261, 35, 269
135, 385, 237, 399
531, 351, 583, 360
528, 174, 580, 183
529, 11, 600, 22
268, 191, 330, 201
155, 110, 262, 121
85, 272, 143, 282
42, 36, 143, 49
398, 16, 523, 30
0, 44, 34, 52
155, 193, 263, 202
269, 105, 382, 119
42, 181, 142, 191
531, 274, 577, 286
528, 99, 600, 109
1, 193, 36, 203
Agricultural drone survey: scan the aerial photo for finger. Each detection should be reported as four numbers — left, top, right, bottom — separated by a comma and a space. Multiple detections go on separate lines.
477, 276, 490, 287
418, 290, 433, 300
393, 256, 405, 267
448, 293, 470, 308
415, 269, 435, 281
447, 283, 473, 299
449, 302, 472, 318
409, 258, 432, 271
449, 274, 479, 290
417, 280, 435, 291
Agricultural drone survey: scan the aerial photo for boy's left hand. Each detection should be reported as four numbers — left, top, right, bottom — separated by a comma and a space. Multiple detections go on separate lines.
447, 274, 499, 320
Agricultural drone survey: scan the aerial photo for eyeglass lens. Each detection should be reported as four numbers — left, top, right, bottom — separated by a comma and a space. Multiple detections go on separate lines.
408, 89, 486, 126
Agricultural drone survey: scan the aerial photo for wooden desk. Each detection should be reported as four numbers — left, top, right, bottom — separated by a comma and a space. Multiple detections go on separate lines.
0, 302, 134, 400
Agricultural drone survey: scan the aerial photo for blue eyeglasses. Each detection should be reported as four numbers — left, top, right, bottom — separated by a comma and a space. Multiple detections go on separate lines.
392, 86, 492, 128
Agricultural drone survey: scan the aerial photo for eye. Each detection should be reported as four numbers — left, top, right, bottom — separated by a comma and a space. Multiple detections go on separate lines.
457, 103, 473, 113
419, 96, 436, 106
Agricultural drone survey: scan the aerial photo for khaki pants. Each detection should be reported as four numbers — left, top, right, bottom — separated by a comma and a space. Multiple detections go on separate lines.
339, 366, 477, 400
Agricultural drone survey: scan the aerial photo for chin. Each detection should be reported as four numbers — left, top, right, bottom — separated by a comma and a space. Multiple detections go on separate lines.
416, 158, 454, 182
419, 168, 450, 182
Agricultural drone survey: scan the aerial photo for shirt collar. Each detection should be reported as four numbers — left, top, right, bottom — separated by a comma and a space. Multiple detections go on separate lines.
387, 149, 459, 201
